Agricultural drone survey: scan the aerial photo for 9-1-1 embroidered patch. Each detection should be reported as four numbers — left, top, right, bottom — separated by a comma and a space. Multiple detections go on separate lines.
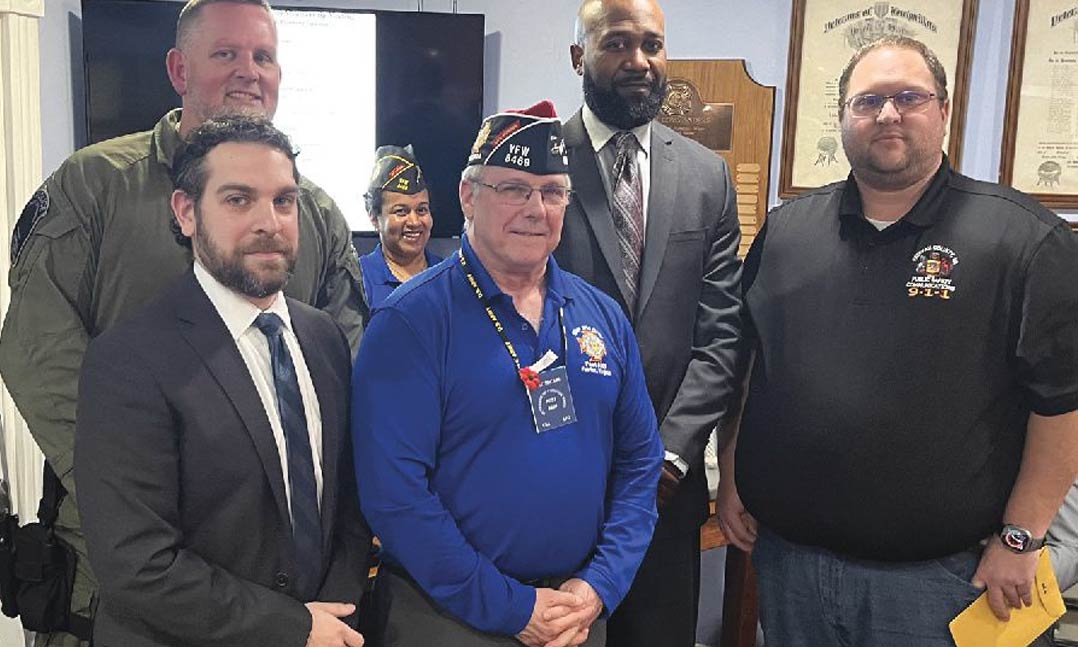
906, 244, 959, 300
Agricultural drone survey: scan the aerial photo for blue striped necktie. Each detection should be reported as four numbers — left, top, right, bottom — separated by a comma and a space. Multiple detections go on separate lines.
253, 312, 322, 598
610, 131, 644, 311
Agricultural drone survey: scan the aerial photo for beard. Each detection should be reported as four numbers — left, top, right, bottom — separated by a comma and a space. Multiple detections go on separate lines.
184, 92, 275, 131
840, 104, 948, 192
195, 210, 295, 300
582, 67, 668, 130
197, 103, 273, 127
841, 128, 943, 192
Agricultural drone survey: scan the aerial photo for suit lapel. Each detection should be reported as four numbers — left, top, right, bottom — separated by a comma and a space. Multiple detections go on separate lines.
173, 273, 292, 533
637, 123, 677, 319
289, 306, 339, 560
565, 111, 634, 306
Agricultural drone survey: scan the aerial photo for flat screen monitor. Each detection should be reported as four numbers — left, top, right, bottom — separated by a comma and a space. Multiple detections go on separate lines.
81, 0, 484, 237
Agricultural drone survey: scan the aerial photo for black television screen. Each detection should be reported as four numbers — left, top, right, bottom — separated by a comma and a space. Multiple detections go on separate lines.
81, 0, 483, 237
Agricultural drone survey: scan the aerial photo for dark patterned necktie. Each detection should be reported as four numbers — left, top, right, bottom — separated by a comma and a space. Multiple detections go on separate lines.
253, 312, 322, 598
610, 131, 644, 310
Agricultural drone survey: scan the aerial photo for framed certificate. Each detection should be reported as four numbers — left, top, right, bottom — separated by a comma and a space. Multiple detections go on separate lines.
778, 0, 978, 198
1001, 0, 1078, 212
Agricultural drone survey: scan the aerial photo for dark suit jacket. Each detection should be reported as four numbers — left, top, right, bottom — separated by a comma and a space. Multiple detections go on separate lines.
555, 111, 743, 538
75, 271, 371, 647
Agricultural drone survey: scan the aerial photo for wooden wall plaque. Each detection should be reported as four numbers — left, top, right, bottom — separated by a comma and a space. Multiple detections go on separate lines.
657, 60, 773, 647
658, 60, 776, 257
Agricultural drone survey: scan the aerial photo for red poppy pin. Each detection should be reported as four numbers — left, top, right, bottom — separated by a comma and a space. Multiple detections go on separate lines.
519, 367, 540, 391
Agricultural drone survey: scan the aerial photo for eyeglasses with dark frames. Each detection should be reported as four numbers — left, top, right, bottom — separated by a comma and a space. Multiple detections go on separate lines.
845, 90, 941, 118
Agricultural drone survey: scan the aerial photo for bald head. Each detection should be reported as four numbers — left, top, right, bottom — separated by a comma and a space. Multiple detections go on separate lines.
571, 0, 667, 130
574, 0, 665, 47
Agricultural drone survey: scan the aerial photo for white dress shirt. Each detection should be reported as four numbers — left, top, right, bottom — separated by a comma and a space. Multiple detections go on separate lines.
194, 262, 324, 518
581, 107, 688, 476
582, 104, 653, 238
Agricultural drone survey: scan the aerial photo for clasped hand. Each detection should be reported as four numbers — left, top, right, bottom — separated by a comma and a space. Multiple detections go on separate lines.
517, 578, 603, 647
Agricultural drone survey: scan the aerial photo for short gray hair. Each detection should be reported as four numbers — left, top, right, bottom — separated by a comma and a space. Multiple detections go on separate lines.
176, 0, 273, 49
460, 164, 485, 184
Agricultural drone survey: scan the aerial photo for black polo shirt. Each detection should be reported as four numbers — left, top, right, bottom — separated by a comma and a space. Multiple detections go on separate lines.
735, 157, 1078, 562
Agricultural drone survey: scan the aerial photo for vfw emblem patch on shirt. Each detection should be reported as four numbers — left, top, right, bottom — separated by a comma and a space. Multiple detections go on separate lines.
907, 245, 959, 300
573, 325, 612, 377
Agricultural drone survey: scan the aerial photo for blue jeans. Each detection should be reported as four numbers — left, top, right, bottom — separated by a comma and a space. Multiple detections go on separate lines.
751, 526, 1055, 647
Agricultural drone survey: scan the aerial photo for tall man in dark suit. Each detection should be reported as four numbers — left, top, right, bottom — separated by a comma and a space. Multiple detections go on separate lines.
554, 1, 743, 645
74, 116, 370, 647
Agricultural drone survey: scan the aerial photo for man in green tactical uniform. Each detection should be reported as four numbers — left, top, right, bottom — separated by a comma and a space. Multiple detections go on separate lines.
0, 2, 364, 645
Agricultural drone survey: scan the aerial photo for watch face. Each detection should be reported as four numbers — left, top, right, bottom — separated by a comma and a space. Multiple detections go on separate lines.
1001, 526, 1032, 552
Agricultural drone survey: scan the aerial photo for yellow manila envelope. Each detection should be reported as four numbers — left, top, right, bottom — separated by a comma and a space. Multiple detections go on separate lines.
949, 549, 1066, 647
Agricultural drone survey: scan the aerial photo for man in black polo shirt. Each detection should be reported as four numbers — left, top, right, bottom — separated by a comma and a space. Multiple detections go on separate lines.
717, 35, 1078, 646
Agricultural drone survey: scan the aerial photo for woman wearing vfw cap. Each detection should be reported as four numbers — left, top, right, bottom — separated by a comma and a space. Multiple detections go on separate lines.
359, 145, 442, 310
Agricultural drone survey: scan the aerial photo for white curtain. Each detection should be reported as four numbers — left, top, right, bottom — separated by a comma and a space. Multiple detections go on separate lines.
0, 1, 46, 644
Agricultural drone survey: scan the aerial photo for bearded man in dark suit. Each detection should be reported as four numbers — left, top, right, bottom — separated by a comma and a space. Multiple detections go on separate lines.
75, 116, 370, 647
554, 1, 744, 645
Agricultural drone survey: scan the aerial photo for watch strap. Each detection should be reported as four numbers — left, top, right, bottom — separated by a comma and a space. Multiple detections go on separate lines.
1000, 524, 1046, 553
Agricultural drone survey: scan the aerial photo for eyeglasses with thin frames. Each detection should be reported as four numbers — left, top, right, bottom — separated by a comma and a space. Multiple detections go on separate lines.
844, 90, 942, 118
471, 180, 573, 207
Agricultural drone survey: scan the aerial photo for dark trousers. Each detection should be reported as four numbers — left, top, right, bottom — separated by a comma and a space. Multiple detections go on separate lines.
379, 569, 607, 647
605, 529, 701, 647
359, 577, 388, 647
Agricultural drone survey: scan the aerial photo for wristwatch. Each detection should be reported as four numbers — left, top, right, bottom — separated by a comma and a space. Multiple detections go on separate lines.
998, 524, 1046, 553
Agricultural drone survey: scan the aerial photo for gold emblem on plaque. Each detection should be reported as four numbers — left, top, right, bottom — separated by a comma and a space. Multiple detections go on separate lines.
658, 79, 734, 152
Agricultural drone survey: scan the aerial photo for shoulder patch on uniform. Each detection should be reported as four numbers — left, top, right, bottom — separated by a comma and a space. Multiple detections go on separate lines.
11, 187, 49, 265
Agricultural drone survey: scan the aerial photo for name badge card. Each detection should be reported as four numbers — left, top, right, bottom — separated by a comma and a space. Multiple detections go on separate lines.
529, 366, 577, 433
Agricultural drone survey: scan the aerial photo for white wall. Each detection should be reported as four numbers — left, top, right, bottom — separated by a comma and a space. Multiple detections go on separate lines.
38, 0, 80, 177
41, 0, 1073, 217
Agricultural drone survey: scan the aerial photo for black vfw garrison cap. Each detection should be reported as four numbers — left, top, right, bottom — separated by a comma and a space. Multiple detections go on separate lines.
467, 101, 569, 175
368, 144, 428, 195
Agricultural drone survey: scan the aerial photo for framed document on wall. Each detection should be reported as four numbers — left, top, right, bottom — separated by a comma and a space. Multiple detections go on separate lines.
1001, 0, 1078, 211
778, 0, 978, 198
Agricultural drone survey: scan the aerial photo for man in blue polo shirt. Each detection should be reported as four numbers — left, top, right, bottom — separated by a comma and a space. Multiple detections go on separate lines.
351, 101, 663, 647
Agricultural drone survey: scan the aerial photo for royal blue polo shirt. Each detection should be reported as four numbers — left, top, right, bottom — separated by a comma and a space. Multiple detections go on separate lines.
358, 243, 443, 310
351, 233, 662, 635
